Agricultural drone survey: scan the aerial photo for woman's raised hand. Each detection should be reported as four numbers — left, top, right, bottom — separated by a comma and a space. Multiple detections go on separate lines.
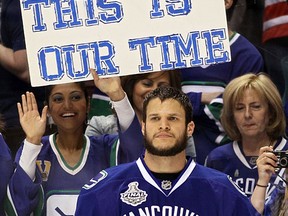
17, 92, 47, 145
90, 69, 125, 101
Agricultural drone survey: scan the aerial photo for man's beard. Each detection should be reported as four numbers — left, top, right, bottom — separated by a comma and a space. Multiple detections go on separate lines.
144, 130, 188, 157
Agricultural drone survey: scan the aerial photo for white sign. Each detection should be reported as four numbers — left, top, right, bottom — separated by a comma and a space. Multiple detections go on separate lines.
20, 0, 231, 87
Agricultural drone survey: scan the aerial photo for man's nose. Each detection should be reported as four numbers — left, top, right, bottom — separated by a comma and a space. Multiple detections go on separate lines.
159, 119, 170, 130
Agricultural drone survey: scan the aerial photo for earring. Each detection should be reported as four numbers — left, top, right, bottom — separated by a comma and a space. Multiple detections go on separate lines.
47, 113, 54, 127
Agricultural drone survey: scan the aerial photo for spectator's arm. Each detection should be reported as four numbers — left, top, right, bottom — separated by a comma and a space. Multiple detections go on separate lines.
0, 44, 30, 82
251, 146, 277, 214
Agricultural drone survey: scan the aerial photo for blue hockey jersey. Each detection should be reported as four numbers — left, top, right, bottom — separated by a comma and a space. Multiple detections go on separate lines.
0, 134, 13, 216
5, 116, 143, 216
181, 33, 264, 165
75, 157, 260, 216
206, 137, 288, 197
263, 184, 285, 216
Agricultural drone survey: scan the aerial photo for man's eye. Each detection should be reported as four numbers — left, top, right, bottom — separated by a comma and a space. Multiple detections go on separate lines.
168, 117, 177, 121
150, 117, 159, 121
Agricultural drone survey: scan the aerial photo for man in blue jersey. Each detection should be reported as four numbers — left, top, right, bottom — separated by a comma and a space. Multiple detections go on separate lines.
75, 86, 260, 216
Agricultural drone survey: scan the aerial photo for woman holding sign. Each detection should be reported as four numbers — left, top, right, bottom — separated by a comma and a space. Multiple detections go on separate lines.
4, 76, 143, 215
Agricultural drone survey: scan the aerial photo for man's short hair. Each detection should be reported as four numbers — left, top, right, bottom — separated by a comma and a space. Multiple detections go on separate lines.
142, 86, 193, 125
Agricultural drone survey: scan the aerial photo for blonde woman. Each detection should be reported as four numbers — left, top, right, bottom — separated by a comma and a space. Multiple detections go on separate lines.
206, 73, 287, 198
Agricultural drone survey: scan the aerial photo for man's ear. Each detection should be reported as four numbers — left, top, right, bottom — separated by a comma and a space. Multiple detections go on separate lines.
186, 121, 195, 137
225, 0, 233, 9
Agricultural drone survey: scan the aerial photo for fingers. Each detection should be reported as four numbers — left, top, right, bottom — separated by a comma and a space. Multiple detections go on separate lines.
26, 92, 32, 111
257, 148, 278, 178
21, 92, 28, 113
90, 69, 102, 89
17, 102, 23, 118
257, 155, 277, 171
20, 92, 37, 111
90, 68, 99, 81
18, 92, 38, 116
258, 145, 273, 155
30, 92, 38, 111
258, 146, 277, 166
41, 106, 48, 121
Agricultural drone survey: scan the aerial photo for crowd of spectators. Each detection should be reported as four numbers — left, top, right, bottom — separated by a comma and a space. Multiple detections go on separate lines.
0, 0, 288, 215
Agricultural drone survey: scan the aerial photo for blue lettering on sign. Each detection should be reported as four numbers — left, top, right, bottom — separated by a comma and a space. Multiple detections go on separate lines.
52, 0, 82, 29
171, 31, 202, 68
84, 0, 124, 26
150, 0, 164, 18
90, 41, 119, 75
37, 29, 228, 82
202, 29, 229, 64
22, 0, 49, 32
97, 0, 124, 24
38, 46, 65, 81
22, 0, 124, 31
156, 35, 173, 69
62, 44, 90, 79
129, 28, 229, 71
150, 0, 192, 19
38, 41, 119, 81
128, 37, 156, 72
166, 0, 192, 16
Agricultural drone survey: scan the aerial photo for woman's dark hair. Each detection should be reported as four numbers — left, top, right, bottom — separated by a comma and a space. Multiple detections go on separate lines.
44, 82, 89, 106
44, 82, 90, 130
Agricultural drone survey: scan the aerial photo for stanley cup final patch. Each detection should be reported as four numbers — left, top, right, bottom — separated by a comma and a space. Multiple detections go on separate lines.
120, 182, 148, 206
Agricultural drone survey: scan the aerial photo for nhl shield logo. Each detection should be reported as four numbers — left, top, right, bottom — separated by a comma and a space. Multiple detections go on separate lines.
161, 180, 172, 190
120, 182, 147, 206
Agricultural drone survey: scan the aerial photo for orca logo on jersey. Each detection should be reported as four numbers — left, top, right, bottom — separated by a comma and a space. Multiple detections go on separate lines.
120, 182, 147, 206
83, 170, 108, 190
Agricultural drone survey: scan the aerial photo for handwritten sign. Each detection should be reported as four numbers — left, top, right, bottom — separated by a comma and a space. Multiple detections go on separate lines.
20, 0, 230, 87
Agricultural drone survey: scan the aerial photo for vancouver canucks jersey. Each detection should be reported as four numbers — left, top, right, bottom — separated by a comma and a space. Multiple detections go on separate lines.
0, 133, 13, 215
206, 137, 288, 197
5, 116, 143, 216
75, 157, 260, 216
181, 33, 263, 165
